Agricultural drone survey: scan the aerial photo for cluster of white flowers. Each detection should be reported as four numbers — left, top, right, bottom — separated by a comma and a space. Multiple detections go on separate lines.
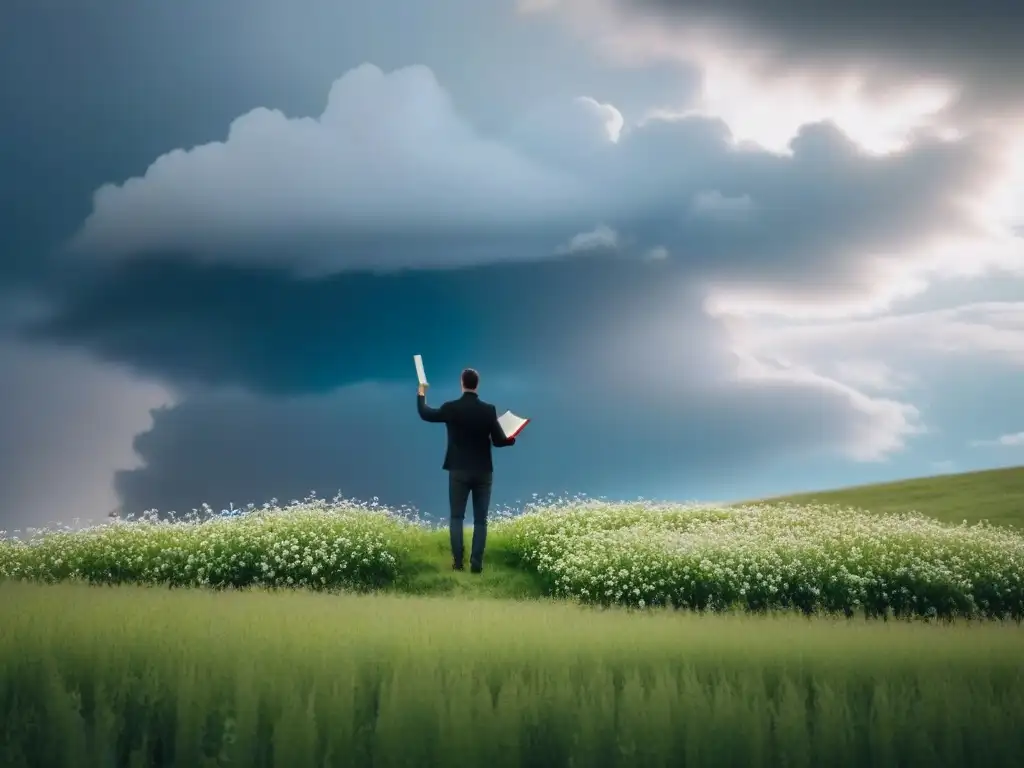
495, 499, 1024, 619
0, 494, 422, 591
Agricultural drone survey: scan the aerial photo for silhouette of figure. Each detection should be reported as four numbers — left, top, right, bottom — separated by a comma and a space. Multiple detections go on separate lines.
417, 368, 516, 573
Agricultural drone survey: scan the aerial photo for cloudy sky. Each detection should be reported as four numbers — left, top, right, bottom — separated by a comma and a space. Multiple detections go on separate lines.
2, 0, 1023, 532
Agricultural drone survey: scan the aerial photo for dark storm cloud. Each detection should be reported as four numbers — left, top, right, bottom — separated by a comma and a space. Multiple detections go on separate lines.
15, 62, 978, 518
3, 0, 998, 524
26, 94, 997, 399
25, 254, 642, 395
23, 249, 917, 517
628, 0, 1023, 65
112, 363, 865, 519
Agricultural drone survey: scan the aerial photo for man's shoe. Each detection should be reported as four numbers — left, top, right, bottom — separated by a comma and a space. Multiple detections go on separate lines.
470, 564, 482, 574
452, 560, 464, 571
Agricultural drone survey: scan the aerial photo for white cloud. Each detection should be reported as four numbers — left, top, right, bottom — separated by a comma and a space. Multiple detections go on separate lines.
555, 224, 618, 253
504, 95, 624, 173
664, 69, 955, 157
72, 64, 591, 262
517, 0, 1024, 236
831, 360, 910, 393
970, 432, 1024, 448
720, 302, 1024, 368
563, 290, 922, 463
67, 63, 1023, 320
516, 0, 962, 155
709, 300, 1024, 460
729, 348, 921, 462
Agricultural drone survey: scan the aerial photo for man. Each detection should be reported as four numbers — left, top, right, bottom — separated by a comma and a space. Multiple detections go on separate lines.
417, 368, 516, 573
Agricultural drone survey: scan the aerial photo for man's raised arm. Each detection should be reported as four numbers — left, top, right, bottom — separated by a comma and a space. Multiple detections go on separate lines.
489, 406, 516, 447
417, 384, 445, 423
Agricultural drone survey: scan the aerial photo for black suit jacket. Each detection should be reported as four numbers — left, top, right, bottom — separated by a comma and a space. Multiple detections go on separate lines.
417, 392, 515, 473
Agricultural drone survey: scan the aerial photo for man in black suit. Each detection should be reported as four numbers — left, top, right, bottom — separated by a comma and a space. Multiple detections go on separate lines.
417, 368, 516, 573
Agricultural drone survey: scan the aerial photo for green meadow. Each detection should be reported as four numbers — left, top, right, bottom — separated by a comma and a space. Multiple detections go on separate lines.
757, 464, 1024, 528
2, 466, 1023, 767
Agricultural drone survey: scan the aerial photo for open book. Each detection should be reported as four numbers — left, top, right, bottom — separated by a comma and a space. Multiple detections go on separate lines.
497, 410, 530, 439
413, 354, 427, 386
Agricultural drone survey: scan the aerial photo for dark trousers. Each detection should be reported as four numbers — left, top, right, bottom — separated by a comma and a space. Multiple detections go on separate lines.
448, 470, 493, 569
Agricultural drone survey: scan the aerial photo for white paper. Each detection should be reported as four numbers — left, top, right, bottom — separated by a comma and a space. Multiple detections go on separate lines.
413, 354, 427, 386
497, 410, 529, 438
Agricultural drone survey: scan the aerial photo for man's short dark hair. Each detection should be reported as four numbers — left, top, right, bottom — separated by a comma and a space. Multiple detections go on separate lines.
461, 368, 479, 390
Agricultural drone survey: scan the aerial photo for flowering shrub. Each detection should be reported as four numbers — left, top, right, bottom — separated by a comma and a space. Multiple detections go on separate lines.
5, 492, 1022, 619
495, 499, 1024, 619
0, 495, 421, 591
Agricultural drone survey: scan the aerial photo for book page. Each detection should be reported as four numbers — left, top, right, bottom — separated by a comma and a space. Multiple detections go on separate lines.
413, 354, 427, 386
497, 410, 529, 438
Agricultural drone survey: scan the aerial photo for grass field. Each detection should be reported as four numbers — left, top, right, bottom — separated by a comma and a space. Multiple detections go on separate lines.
758, 465, 1024, 528
2, 467, 1023, 766
2, 581, 1023, 768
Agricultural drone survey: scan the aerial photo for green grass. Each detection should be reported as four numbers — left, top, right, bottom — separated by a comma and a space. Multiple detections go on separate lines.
757, 465, 1024, 528
2, 581, 1023, 768
3, 468, 1024, 765
384, 527, 547, 600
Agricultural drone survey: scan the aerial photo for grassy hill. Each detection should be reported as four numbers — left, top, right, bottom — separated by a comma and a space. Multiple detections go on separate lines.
756, 465, 1024, 528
